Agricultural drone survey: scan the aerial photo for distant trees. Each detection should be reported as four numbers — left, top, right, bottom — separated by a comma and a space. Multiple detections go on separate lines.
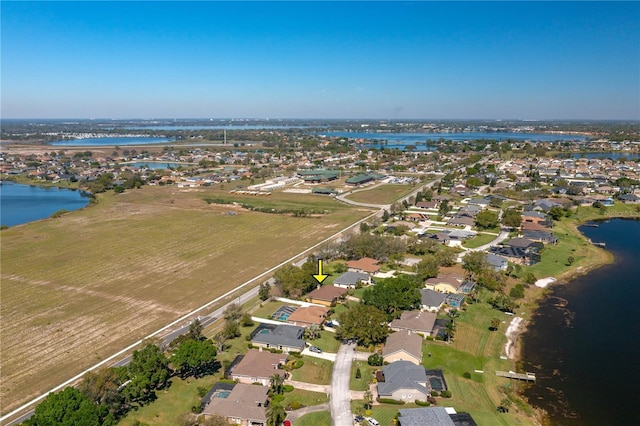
339, 232, 406, 262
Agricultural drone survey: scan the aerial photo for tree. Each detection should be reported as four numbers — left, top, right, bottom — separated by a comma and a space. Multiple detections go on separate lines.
475, 210, 499, 229
171, 339, 218, 378
363, 389, 373, 410
269, 372, 285, 395
415, 255, 439, 281
188, 318, 203, 341
362, 275, 421, 318
223, 303, 243, 322
490, 318, 500, 331
438, 200, 451, 217
523, 272, 537, 286
31, 386, 106, 426
78, 367, 126, 419
502, 209, 522, 228
567, 256, 575, 266
509, 284, 525, 299
436, 246, 458, 267
266, 403, 286, 426
337, 304, 389, 347
477, 268, 507, 291
549, 206, 565, 221
258, 282, 271, 301
462, 251, 488, 278
123, 343, 171, 405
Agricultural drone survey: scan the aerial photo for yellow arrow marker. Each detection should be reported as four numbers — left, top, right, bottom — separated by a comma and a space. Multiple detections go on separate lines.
312, 259, 329, 284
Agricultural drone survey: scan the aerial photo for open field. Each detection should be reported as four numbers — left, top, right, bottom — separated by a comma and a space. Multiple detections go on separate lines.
0, 185, 370, 414
344, 184, 415, 205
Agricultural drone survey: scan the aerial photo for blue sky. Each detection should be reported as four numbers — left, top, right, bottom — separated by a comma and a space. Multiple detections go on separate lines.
2, 1, 639, 120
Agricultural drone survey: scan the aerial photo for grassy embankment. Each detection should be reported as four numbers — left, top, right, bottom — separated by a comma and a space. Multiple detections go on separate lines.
0, 184, 370, 415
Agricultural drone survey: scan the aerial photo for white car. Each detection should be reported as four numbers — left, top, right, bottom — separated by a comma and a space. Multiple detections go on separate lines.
365, 417, 380, 426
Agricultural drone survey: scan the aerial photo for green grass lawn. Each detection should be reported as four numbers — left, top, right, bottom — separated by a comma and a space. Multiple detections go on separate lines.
345, 184, 415, 205
281, 389, 329, 408
119, 375, 216, 426
290, 356, 333, 385
307, 330, 341, 353
293, 410, 332, 425
462, 233, 497, 248
350, 361, 376, 391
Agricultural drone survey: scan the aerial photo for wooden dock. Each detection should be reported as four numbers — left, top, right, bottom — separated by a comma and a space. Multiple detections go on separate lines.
495, 371, 536, 382
587, 238, 606, 248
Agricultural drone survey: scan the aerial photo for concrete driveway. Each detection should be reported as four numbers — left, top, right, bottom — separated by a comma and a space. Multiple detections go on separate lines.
330, 342, 356, 426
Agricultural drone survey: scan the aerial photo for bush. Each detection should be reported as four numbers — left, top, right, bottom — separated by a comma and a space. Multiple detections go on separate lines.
426, 336, 434, 341
355, 367, 362, 379
293, 360, 304, 369
463, 372, 471, 379
415, 400, 431, 407
440, 390, 452, 398
283, 385, 294, 393
430, 390, 439, 397
368, 353, 383, 366
288, 401, 303, 410
272, 394, 284, 404
376, 397, 406, 405
197, 386, 208, 397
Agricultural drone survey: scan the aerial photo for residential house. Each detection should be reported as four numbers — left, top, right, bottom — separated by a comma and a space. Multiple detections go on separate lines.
521, 211, 551, 228
504, 238, 542, 251
490, 246, 540, 266
389, 310, 437, 337
419, 288, 446, 312
229, 349, 288, 386
618, 193, 640, 204
286, 305, 329, 327
333, 271, 370, 289
202, 383, 269, 426
444, 293, 465, 309
415, 200, 439, 210
398, 407, 477, 426
424, 274, 464, 294
382, 330, 423, 365
346, 257, 381, 275
377, 361, 430, 403
305, 285, 348, 307
250, 324, 306, 353
485, 253, 509, 271
522, 229, 558, 244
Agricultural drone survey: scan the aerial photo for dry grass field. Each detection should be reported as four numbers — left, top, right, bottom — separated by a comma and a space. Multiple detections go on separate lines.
0, 185, 370, 414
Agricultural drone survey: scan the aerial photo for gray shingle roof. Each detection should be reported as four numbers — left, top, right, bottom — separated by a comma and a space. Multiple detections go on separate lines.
333, 271, 369, 287
377, 361, 430, 398
398, 407, 456, 426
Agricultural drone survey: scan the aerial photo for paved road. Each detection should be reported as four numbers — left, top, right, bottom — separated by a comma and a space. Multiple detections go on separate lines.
1, 211, 380, 426
456, 228, 511, 262
330, 342, 356, 426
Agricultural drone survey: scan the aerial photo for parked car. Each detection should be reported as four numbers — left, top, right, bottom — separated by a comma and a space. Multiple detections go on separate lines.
354, 415, 365, 423
365, 417, 380, 426
309, 346, 322, 353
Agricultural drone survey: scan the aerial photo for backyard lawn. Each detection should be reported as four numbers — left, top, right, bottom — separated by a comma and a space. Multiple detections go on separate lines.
290, 356, 333, 385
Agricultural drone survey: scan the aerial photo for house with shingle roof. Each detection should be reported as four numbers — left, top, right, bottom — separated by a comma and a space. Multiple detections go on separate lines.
229, 349, 288, 386
383, 330, 423, 365
202, 382, 268, 426
377, 360, 430, 403
250, 324, 305, 353
346, 257, 381, 274
424, 274, 464, 294
333, 271, 370, 288
389, 310, 437, 337
420, 289, 446, 312
286, 305, 329, 327
305, 285, 348, 307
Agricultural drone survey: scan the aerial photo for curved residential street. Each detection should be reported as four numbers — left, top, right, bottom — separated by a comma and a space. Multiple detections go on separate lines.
330, 342, 356, 426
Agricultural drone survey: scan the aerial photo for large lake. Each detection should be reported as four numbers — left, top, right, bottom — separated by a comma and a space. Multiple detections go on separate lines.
320, 131, 586, 150
0, 182, 90, 227
521, 218, 640, 425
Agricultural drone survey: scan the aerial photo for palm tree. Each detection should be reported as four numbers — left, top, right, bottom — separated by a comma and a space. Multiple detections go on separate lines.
266, 403, 286, 426
269, 373, 285, 395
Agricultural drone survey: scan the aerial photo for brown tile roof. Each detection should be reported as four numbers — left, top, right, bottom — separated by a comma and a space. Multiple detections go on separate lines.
347, 257, 381, 273
287, 306, 329, 326
306, 285, 348, 302
230, 349, 287, 381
